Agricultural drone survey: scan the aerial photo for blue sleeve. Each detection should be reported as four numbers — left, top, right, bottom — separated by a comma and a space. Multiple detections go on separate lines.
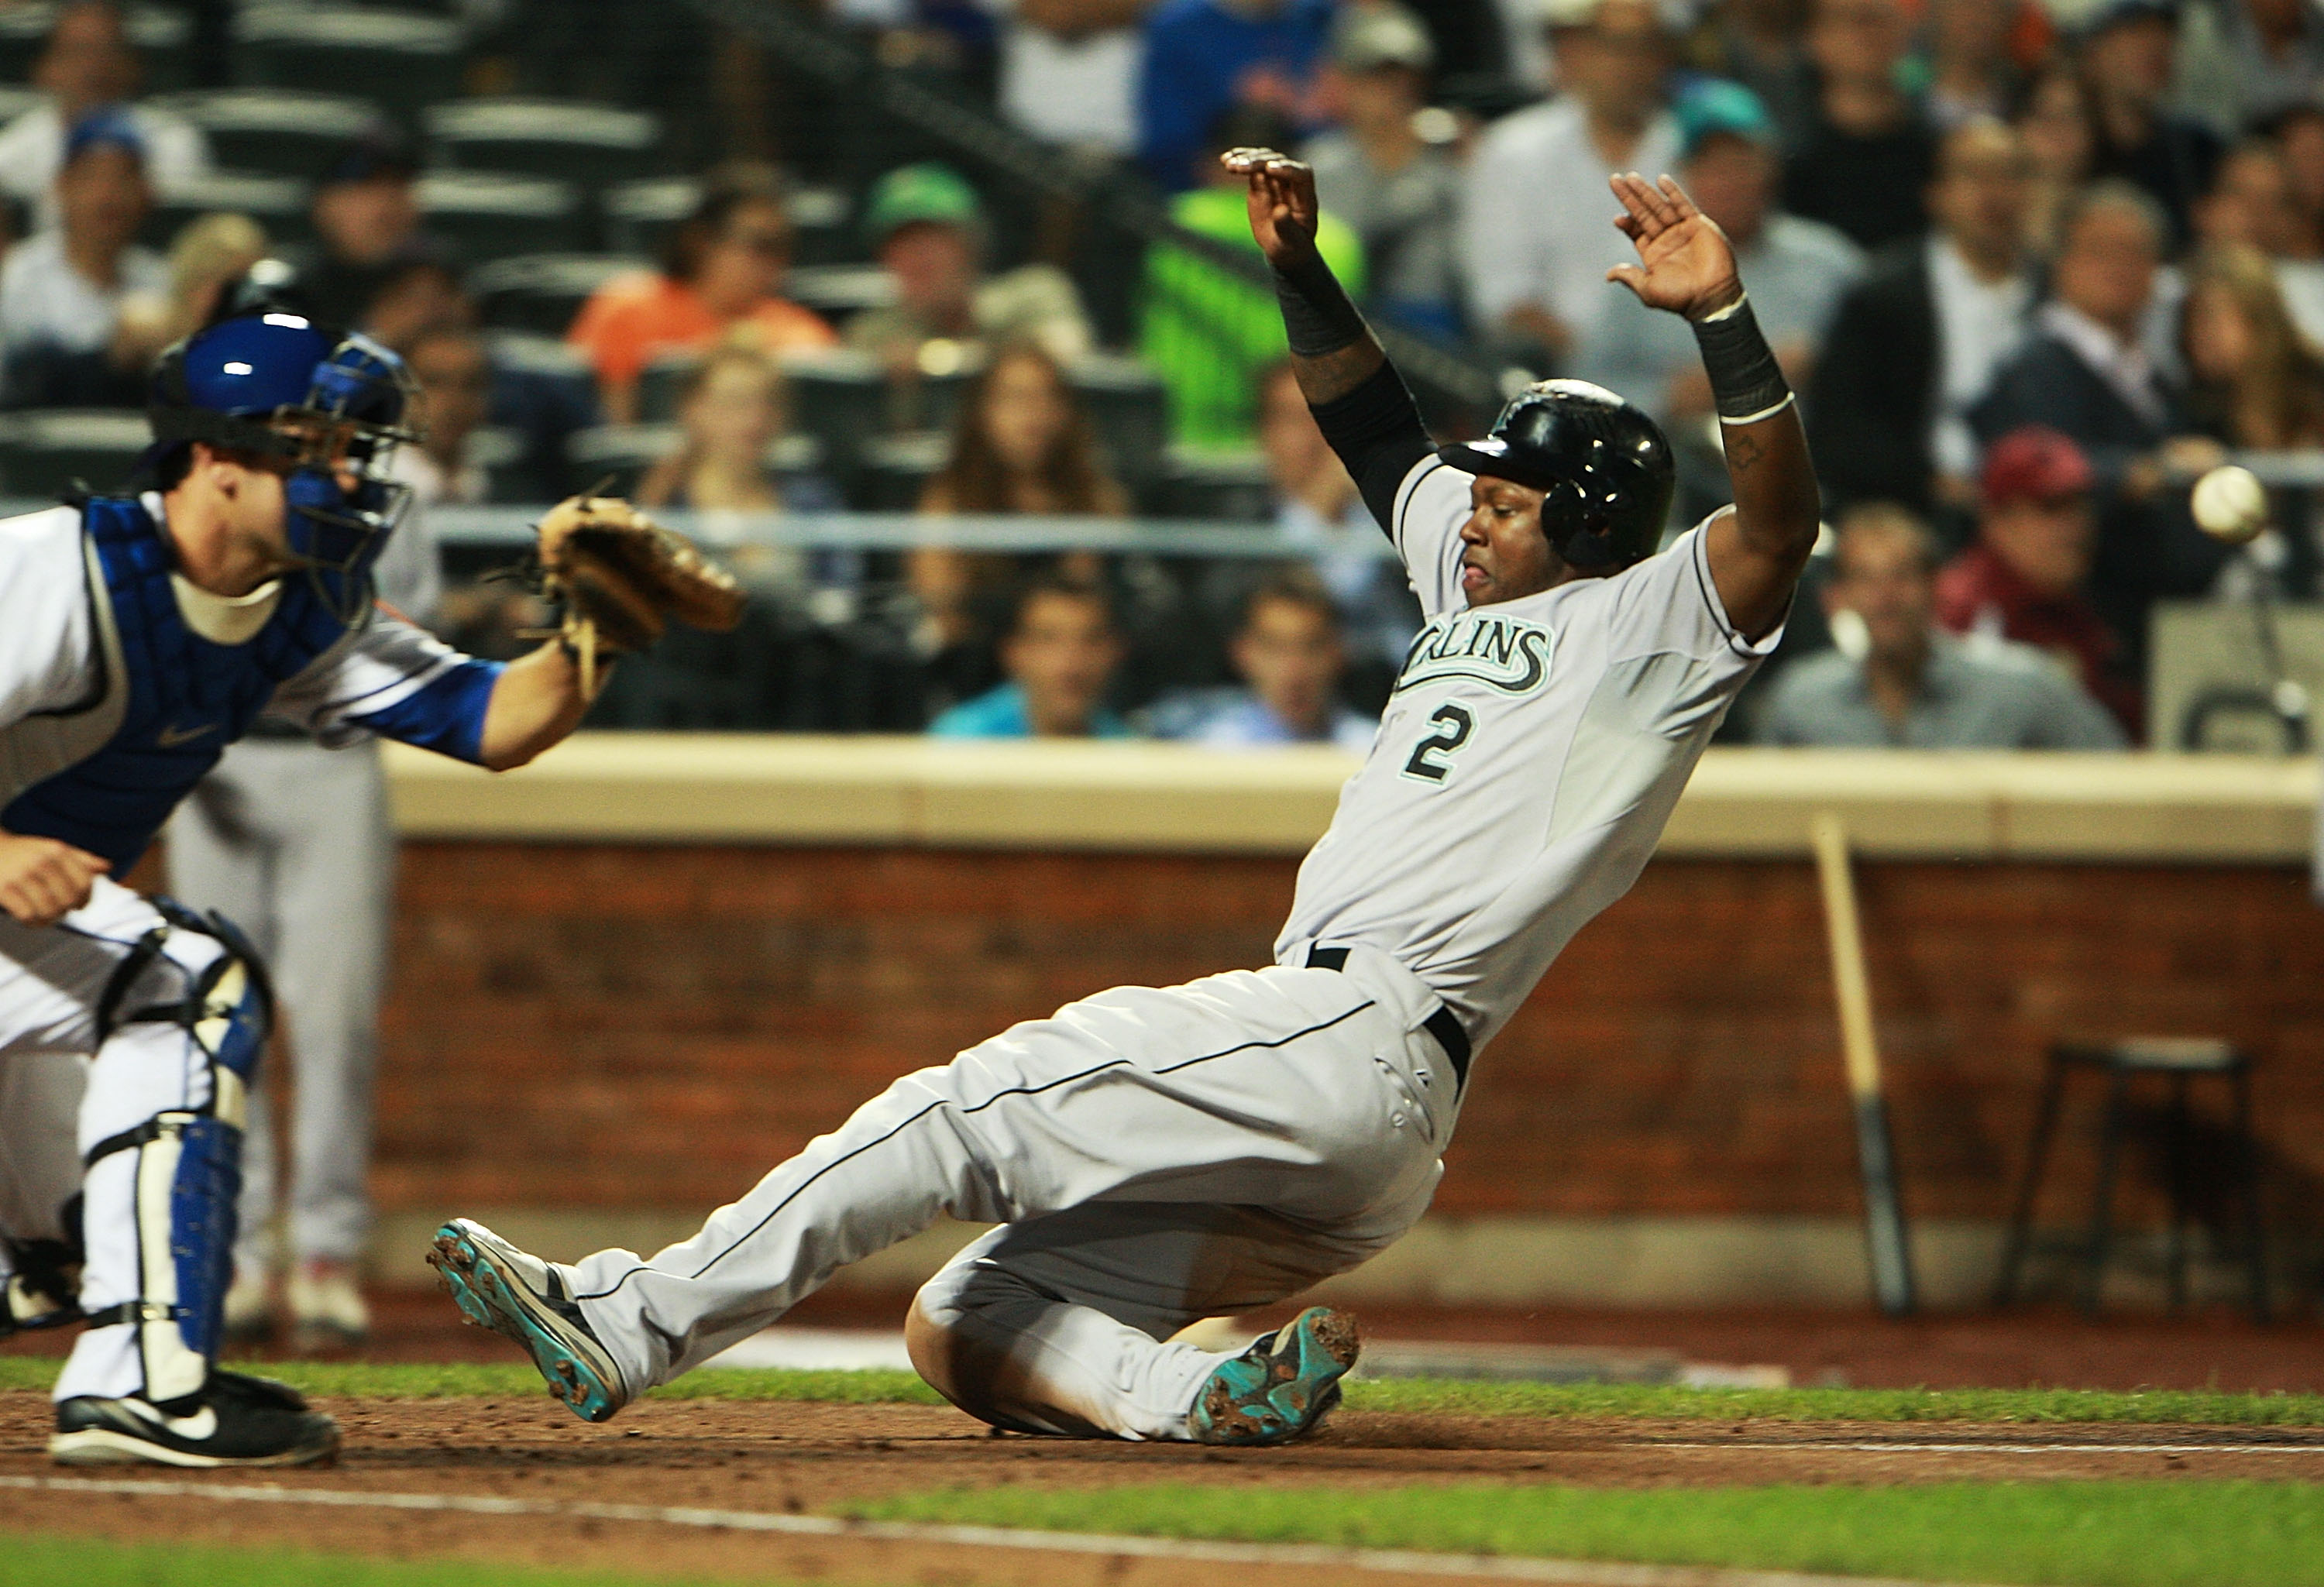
344, 657, 504, 763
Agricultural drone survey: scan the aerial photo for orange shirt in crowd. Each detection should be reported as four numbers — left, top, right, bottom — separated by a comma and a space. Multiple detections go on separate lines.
566, 270, 837, 393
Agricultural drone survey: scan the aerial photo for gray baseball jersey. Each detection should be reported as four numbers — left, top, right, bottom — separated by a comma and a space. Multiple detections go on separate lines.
1276, 457, 1780, 1049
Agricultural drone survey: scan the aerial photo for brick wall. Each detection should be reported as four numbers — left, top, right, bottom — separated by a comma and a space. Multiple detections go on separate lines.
378, 847, 2324, 1233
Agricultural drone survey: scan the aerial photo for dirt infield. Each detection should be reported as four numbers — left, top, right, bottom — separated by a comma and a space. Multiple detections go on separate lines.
9, 1392, 2324, 1585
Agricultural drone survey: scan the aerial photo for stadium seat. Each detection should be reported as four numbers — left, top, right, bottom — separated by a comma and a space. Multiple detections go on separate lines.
859, 431, 949, 513
0, 410, 152, 500
483, 328, 593, 384
1153, 448, 1274, 522
634, 352, 701, 424
785, 263, 894, 323
230, 8, 465, 119
1067, 354, 1168, 492
140, 170, 311, 252
414, 170, 586, 262
425, 98, 664, 186
0, 85, 42, 127
146, 89, 379, 180
564, 422, 680, 498
780, 347, 886, 478
473, 253, 648, 338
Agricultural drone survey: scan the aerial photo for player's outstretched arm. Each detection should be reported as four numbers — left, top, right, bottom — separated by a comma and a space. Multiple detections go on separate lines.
1226, 147, 1433, 534
1606, 173, 1819, 641
476, 641, 600, 771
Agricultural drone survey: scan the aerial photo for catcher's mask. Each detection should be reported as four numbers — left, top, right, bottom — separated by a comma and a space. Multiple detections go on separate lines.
1437, 380, 1674, 574
149, 312, 418, 627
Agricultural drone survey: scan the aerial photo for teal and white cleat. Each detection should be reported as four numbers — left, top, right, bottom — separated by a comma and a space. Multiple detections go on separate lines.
1188, 1306, 1360, 1445
428, 1218, 628, 1424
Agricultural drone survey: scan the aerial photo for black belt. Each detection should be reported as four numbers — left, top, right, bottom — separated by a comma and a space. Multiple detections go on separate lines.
1304, 944, 1470, 1092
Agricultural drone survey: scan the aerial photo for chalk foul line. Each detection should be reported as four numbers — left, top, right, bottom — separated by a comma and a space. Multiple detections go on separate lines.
1, 1473, 1969, 1587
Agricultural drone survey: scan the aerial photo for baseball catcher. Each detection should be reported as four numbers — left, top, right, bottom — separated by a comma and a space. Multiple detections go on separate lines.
431, 156, 1820, 1446
0, 303, 733, 1467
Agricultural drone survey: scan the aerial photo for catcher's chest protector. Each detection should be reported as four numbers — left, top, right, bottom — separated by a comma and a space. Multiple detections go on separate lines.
0, 496, 359, 871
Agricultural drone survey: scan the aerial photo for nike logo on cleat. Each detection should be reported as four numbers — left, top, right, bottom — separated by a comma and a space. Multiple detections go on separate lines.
122, 1400, 218, 1440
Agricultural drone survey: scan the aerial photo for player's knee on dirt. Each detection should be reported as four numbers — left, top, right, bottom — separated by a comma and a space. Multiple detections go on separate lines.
81, 903, 271, 1402
906, 1274, 1092, 1436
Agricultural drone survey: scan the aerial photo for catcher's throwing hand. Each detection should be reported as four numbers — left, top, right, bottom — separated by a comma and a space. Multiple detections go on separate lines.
1605, 173, 1745, 324
1222, 146, 1321, 269
533, 493, 746, 693
0, 831, 108, 928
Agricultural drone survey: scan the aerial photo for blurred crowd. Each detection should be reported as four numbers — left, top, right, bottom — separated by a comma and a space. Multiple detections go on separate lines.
3, 0, 2322, 748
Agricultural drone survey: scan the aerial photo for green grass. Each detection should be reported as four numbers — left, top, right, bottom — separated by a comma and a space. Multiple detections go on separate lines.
0, 1530, 819, 1587
8, 1355, 2324, 1424
851, 1479, 2324, 1587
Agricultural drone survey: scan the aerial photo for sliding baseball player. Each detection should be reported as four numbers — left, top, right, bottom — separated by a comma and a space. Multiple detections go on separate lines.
431, 156, 1820, 1446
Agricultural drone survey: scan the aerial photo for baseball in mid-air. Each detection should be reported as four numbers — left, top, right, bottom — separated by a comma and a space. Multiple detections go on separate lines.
2192, 465, 2270, 544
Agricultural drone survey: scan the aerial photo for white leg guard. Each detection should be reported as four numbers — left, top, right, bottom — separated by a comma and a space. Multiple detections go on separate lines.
56, 901, 270, 1407
906, 1204, 1403, 1441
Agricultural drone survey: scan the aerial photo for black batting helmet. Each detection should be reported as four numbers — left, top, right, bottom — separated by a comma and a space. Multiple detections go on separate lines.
1438, 380, 1674, 572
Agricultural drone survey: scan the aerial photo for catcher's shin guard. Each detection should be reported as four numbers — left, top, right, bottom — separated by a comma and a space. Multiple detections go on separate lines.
81, 904, 271, 1404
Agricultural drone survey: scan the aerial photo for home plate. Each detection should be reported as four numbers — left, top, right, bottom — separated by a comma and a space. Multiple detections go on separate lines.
706, 1328, 916, 1372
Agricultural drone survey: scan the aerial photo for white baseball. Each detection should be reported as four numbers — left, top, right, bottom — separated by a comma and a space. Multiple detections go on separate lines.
2192, 465, 2269, 545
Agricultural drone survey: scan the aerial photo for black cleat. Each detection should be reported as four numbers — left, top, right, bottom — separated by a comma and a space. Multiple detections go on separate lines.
50, 1370, 340, 1468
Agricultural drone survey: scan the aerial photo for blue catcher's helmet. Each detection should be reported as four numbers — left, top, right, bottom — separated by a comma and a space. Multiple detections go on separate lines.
1437, 380, 1674, 574
148, 310, 418, 625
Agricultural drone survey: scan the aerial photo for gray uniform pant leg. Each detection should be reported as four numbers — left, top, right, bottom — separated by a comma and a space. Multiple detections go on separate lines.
168, 739, 392, 1268
566, 964, 1452, 1439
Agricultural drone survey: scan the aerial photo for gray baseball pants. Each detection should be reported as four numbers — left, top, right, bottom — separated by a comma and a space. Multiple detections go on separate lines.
563, 947, 1459, 1441
167, 737, 393, 1272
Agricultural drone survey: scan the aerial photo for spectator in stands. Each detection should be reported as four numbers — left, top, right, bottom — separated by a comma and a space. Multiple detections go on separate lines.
2182, 242, 2324, 452
2173, 0, 2324, 142
1690, 0, 1818, 153
1972, 181, 2231, 668
0, 0, 207, 234
928, 575, 1133, 736
1256, 360, 1418, 675
2015, 64, 2094, 258
1918, 0, 2026, 131
1136, 0, 1332, 190
915, 344, 1129, 701
111, 209, 266, 376
287, 125, 452, 337
1460, 0, 1679, 364
1756, 504, 2126, 747
568, 165, 837, 424
2078, 0, 2221, 246
2194, 143, 2324, 346
845, 163, 1095, 377
1143, 106, 1364, 447
988, 0, 1155, 158
1808, 117, 2033, 522
398, 321, 495, 510
2268, 103, 2324, 264
1158, 574, 1378, 748
1583, 81, 1862, 440
1302, 4, 1463, 342
359, 257, 471, 356
0, 109, 163, 410
1935, 425, 2141, 736
1783, 0, 1938, 251
638, 341, 839, 513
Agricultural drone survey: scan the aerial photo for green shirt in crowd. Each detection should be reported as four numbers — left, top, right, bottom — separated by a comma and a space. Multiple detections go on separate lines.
1140, 185, 1366, 452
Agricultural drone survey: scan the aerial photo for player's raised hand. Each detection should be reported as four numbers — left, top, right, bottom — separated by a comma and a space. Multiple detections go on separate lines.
1605, 173, 1744, 323
0, 831, 108, 928
1223, 147, 1321, 268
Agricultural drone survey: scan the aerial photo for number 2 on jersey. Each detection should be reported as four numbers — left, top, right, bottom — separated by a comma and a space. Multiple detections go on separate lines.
1401, 702, 1475, 783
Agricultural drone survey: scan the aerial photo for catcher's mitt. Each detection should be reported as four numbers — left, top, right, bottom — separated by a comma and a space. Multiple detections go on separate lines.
531, 493, 746, 691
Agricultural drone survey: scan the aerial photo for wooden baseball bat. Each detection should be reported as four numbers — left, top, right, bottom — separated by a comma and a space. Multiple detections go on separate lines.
1810, 811, 1917, 1317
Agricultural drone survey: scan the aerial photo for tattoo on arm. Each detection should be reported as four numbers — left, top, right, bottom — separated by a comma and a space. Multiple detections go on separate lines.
1291, 338, 1387, 407
1725, 428, 1765, 474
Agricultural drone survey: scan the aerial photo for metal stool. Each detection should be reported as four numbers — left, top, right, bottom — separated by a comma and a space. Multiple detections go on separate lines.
1993, 1039, 2267, 1321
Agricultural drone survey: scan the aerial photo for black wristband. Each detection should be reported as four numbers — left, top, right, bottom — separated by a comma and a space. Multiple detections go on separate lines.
1690, 294, 1793, 424
1272, 248, 1368, 358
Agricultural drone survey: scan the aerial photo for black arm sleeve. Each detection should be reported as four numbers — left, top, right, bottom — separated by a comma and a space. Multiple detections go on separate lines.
1308, 360, 1435, 540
